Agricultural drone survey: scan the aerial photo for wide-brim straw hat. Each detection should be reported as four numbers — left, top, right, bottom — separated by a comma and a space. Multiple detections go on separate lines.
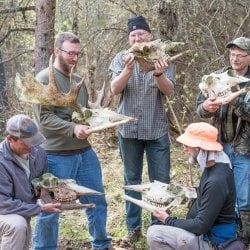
176, 122, 222, 151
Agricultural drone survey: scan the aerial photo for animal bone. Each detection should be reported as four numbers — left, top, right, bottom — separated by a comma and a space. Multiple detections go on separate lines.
124, 39, 191, 72
32, 173, 102, 210
124, 181, 197, 213
15, 55, 136, 132
199, 69, 250, 105
15, 56, 84, 112
72, 107, 136, 133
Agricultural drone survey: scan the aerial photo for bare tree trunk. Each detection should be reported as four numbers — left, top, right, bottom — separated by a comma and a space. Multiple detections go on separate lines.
35, 0, 56, 74
0, 50, 8, 111
83, 1, 97, 104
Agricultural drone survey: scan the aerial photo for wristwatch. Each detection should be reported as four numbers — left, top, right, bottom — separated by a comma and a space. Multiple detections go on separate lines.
153, 72, 163, 77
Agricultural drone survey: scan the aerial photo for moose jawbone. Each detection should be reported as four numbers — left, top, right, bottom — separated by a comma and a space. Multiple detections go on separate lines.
124, 181, 197, 213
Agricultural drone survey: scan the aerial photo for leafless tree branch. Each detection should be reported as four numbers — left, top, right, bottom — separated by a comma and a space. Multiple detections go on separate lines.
105, 0, 137, 15
0, 28, 35, 44
0, 49, 34, 64
234, 8, 250, 38
0, 5, 35, 14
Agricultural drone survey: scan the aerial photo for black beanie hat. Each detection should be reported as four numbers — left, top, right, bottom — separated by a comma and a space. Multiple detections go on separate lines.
127, 16, 151, 34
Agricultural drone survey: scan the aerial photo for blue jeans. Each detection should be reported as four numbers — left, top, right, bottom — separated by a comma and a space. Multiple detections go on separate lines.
118, 133, 171, 231
223, 143, 250, 211
33, 148, 112, 250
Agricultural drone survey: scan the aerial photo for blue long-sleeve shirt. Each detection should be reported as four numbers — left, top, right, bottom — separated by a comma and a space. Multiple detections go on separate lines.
0, 139, 47, 219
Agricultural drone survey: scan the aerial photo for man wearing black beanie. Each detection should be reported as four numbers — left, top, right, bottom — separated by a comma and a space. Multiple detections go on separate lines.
109, 16, 175, 245
127, 16, 151, 34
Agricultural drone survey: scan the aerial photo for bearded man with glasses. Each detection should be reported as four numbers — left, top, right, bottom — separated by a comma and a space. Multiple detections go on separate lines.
32, 32, 118, 250
197, 37, 250, 247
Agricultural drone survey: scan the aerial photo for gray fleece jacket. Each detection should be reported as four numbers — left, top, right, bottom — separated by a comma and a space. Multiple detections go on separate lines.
0, 139, 47, 219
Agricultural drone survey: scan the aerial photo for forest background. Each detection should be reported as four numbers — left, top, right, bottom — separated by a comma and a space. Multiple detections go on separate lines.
0, 0, 249, 249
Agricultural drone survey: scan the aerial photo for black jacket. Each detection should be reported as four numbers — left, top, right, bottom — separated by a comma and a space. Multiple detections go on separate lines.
165, 163, 236, 235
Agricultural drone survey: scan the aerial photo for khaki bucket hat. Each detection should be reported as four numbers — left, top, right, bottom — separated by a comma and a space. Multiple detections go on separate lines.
176, 122, 222, 151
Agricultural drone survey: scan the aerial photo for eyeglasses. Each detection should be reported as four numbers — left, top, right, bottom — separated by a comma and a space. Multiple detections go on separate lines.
58, 48, 82, 57
230, 53, 249, 59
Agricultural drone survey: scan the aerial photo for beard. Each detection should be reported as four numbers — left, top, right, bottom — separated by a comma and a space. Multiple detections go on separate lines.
187, 148, 199, 165
58, 54, 71, 74
188, 156, 197, 164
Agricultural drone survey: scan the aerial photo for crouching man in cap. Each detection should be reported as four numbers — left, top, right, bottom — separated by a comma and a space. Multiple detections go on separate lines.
0, 114, 61, 250
147, 122, 241, 249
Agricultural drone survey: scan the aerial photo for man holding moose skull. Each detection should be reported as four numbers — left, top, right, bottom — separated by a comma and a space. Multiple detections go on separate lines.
33, 32, 115, 250
109, 16, 175, 245
197, 37, 250, 247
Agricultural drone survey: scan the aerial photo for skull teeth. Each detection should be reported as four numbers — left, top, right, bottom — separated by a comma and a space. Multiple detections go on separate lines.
143, 197, 169, 207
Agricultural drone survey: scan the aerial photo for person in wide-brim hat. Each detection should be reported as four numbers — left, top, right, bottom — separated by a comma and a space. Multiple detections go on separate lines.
176, 122, 223, 152
147, 121, 237, 250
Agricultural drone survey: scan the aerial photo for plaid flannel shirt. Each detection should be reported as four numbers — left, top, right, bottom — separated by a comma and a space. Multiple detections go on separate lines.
109, 51, 175, 140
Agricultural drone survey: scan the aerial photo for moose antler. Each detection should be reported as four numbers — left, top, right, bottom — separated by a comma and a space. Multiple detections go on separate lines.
15, 55, 136, 131
15, 55, 84, 112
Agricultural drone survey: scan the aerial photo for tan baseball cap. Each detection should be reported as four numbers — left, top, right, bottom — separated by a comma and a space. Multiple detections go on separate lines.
6, 114, 45, 147
226, 37, 250, 53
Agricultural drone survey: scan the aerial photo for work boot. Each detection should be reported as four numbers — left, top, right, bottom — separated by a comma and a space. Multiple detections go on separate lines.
238, 211, 250, 247
124, 229, 142, 242
119, 229, 142, 248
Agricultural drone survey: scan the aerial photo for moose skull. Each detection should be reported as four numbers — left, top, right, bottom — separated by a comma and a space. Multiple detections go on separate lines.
32, 173, 102, 210
15, 55, 136, 132
199, 69, 250, 105
124, 39, 191, 73
124, 181, 197, 213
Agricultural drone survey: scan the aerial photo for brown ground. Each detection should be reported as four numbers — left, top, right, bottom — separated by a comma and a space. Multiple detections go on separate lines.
58, 239, 135, 250
54, 129, 195, 250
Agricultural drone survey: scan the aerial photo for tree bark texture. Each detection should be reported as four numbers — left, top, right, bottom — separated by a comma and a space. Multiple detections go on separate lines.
35, 0, 56, 74
0, 50, 8, 111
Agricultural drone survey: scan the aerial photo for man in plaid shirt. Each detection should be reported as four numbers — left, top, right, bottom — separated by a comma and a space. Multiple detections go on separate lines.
109, 16, 175, 244
197, 37, 250, 246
